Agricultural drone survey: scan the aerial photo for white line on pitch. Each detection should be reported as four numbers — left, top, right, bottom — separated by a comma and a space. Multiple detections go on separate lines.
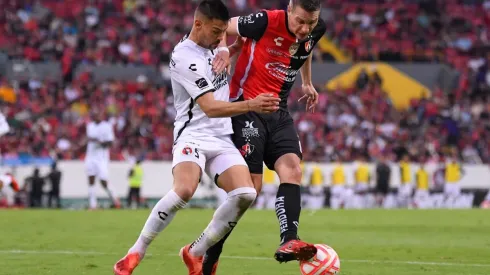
1, 250, 490, 268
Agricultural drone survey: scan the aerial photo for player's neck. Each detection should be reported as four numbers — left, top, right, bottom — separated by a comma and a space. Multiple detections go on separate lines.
188, 29, 206, 50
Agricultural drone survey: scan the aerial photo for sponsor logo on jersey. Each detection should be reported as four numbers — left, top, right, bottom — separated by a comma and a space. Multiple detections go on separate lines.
212, 72, 228, 90
242, 121, 259, 139
182, 146, 193, 155
265, 62, 299, 83
195, 78, 209, 89
274, 37, 284, 47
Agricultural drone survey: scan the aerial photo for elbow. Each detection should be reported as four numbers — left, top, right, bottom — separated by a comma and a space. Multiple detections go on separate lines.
201, 106, 220, 118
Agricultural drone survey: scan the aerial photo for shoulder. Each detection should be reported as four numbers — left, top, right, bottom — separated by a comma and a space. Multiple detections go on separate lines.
264, 9, 283, 21
312, 18, 327, 40
172, 41, 205, 64
171, 42, 207, 73
101, 121, 113, 130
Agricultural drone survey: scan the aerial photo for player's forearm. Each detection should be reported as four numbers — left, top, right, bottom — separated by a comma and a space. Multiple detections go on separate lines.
202, 100, 250, 118
300, 54, 313, 85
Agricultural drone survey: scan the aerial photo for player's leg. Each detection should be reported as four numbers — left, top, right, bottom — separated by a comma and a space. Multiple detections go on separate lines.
202, 112, 266, 275
114, 142, 205, 275
186, 145, 256, 274
135, 187, 141, 208
266, 111, 316, 263
85, 160, 98, 209
98, 162, 120, 208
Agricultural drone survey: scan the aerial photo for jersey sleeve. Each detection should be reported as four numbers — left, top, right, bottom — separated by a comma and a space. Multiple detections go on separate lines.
172, 53, 215, 100
311, 18, 327, 43
105, 123, 115, 142
237, 11, 268, 41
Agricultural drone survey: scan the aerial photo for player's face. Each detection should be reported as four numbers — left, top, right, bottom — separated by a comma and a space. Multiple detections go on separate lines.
200, 18, 228, 50
288, 5, 320, 40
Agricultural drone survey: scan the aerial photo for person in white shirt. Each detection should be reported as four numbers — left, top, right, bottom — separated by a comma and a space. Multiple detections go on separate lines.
113, 1, 280, 274
85, 110, 120, 209
0, 112, 10, 137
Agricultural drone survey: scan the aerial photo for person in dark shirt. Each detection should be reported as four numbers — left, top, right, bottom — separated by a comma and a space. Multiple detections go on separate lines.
28, 168, 45, 208
46, 162, 62, 208
375, 154, 391, 207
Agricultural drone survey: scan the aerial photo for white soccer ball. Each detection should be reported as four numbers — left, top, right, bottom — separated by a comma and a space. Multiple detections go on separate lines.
299, 244, 341, 275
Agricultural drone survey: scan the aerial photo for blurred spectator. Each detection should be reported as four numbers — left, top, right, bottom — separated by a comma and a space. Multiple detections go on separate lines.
46, 162, 62, 208
0, 0, 488, 164
26, 168, 44, 208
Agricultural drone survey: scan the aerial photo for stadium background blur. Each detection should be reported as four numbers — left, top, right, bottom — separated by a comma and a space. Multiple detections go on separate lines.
0, 0, 489, 209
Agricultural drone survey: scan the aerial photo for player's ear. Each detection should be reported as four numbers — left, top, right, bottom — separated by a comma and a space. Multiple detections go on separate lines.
195, 19, 202, 29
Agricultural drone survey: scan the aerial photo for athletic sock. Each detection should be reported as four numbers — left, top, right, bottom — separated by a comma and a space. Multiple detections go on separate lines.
275, 183, 301, 243
104, 184, 117, 204
128, 190, 187, 258
189, 187, 256, 257
88, 185, 97, 209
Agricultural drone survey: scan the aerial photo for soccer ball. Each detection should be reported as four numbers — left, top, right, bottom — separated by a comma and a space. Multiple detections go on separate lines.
299, 244, 340, 275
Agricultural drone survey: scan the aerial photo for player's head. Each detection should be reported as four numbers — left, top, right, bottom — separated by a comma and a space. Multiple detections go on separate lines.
193, 0, 230, 50
287, 0, 321, 40
91, 109, 104, 123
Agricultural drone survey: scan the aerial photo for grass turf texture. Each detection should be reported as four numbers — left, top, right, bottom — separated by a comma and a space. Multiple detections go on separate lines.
0, 209, 489, 275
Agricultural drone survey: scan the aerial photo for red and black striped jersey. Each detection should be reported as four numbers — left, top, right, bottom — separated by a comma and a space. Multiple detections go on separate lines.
230, 9, 326, 109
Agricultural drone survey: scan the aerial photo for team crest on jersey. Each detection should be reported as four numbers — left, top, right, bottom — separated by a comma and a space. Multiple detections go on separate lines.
289, 43, 300, 55
182, 146, 193, 155
239, 142, 255, 158
305, 39, 314, 52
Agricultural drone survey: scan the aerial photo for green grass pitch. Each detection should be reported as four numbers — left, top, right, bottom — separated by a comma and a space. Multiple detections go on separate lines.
1, 209, 489, 275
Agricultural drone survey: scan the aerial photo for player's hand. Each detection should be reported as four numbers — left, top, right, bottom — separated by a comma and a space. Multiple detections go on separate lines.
248, 94, 280, 114
298, 83, 319, 113
212, 49, 230, 75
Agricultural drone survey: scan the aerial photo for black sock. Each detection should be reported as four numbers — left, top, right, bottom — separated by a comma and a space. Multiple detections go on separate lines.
275, 183, 301, 244
202, 229, 234, 275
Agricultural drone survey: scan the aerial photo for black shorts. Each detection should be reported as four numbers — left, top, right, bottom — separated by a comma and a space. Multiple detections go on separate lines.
376, 181, 389, 195
232, 110, 302, 174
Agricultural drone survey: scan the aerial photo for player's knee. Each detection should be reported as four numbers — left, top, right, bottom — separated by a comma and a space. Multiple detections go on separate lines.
174, 185, 196, 202
251, 174, 263, 194
230, 187, 257, 210
286, 164, 303, 183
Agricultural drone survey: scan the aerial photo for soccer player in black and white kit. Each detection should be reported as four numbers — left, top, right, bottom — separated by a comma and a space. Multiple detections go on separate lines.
113, 1, 280, 274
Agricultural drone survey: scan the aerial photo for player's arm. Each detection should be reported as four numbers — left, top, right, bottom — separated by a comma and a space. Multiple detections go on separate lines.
100, 124, 115, 148
214, 11, 268, 72
0, 113, 10, 137
196, 92, 279, 118
175, 55, 279, 118
300, 54, 313, 86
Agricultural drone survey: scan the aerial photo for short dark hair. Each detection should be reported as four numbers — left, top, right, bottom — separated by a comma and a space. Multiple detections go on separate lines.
292, 0, 321, 12
196, 0, 230, 22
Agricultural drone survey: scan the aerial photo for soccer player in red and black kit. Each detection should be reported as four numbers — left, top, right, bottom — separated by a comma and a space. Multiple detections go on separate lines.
203, 0, 326, 273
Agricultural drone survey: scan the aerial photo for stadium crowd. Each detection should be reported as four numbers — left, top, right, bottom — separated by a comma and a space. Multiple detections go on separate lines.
0, 0, 489, 163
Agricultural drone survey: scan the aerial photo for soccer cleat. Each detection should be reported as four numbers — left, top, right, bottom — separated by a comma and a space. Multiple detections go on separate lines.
481, 200, 490, 209
274, 239, 317, 263
9, 176, 19, 192
202, 251, 220, 275
179, 244, 204, 275
113, 252, 141, 275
